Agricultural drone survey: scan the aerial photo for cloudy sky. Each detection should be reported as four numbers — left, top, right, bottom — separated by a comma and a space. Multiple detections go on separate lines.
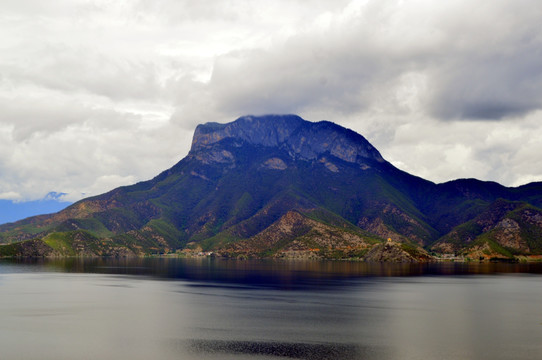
1, 0, 542, 206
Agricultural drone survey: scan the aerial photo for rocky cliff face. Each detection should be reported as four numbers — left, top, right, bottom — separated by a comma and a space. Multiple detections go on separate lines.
190, 114, 385, 165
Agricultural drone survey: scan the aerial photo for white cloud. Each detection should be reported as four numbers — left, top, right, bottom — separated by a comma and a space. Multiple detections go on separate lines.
0, 191, 22, 201
0, 0, 541, 203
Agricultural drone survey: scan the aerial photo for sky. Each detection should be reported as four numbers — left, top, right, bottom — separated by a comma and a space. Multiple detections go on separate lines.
1, 0, 542, 209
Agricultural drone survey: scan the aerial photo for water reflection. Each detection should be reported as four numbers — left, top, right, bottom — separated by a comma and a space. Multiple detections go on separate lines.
1, 259, 542, 360
2, 257, 542, 287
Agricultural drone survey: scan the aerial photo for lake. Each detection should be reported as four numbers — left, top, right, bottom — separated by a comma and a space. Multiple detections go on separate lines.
1, 258, 541, 360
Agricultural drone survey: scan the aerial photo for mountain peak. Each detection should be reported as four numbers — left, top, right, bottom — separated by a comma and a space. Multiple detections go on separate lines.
190, 114, 385, 164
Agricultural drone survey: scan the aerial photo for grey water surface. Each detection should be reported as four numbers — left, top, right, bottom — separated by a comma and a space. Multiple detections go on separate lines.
1, 258, 541, 360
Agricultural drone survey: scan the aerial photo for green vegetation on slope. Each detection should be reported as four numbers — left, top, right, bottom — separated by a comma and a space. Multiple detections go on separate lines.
1, 116, 542, 259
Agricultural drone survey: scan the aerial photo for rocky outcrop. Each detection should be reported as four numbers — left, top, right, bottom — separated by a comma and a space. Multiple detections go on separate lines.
220, 211, 374, 259
363, 241, 432, 263
261, 158, 287, 170
319, 157, 339, 172
493, 218, 529, 252
191, 115, 385, 164
194, 149, 235, 165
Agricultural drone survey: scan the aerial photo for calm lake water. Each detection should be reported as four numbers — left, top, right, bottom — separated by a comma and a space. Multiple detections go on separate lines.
1, 258, 541, 360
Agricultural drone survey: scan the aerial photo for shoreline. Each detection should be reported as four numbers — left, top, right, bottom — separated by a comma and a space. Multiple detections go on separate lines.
1, 252, 542, 263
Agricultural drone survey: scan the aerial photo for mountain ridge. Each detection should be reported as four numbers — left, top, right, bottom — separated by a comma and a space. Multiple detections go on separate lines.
1, 114, 541, 261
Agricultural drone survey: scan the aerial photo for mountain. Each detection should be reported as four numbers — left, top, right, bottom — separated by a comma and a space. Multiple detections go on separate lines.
1, 114, 542, 261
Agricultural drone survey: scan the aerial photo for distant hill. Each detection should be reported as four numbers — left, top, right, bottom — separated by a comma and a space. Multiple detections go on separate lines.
1, 114, 541, 261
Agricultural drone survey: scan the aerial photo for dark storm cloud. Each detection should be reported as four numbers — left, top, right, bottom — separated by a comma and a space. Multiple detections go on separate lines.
209, 47, 378, 116
427, 39, 542, 121
197, 0, 542, 122
200, 23, 404, 120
